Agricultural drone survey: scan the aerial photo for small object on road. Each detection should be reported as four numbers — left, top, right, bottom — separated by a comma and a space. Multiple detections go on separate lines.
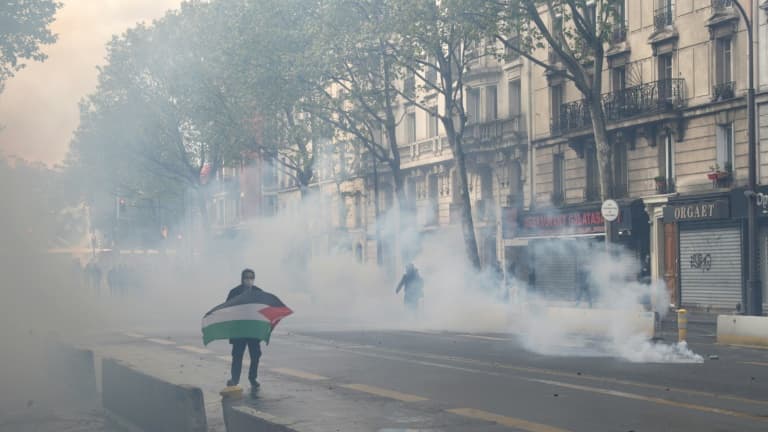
26, 400, 34, 408
553, 393, 558, 397
708, 355, 719, 360
576, 372, 582, 376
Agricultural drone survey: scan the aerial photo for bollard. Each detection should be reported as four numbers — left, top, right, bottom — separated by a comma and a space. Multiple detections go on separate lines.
220, 385, 244, 431
677, 309, 688, 343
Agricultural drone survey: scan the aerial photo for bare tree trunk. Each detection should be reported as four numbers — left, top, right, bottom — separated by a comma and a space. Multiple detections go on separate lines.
195, 187, 211, 234
443, 122, 481, 270
589, 102, 614, 244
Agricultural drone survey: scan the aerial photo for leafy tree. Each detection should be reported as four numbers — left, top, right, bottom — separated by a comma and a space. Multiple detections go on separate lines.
0, 0, 61, 93
494, 0, 624, 242
303, 0, 413, 261
226, 0, 331, 199
387, 0, 498, 270
69, 1, 259, 234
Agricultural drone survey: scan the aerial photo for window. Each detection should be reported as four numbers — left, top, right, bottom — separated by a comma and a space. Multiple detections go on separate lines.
508, 80, 521, 118
614, 140, 628, 197
658, 53, 673, 102
716, 123, 734, 172
612, 66, 626, 92
428, 106, 439, 137
505, 35, 520, 61
661, 132, 676, 192
550, 84, 563, 133
406, 112, 416, 144
553, 153, 565, 204
404, 71, 416, 97
586, 0, 597, 30
715, 37, 732, 85
354, 194, 362, 228
585, 146, 600, 201
424, 56, 437, 86
485, 85, 498, 121
467, 87, 481, 123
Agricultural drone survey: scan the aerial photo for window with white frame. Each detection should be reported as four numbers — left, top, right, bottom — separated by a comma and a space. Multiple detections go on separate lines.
716, 123, 734, 172
467, 87, 480, 123
715, 37, 732, 85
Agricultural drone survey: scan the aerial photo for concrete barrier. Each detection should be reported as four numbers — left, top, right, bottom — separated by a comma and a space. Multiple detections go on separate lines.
224, 403, 300, 432
49, 344, 98, 402
101, 358, 207, 432
542, 307, 657, 339
717, 315, 768, 347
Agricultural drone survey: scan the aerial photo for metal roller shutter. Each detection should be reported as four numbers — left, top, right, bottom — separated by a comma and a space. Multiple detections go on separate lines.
679, 226, 742, 311
532, 240, 578, 300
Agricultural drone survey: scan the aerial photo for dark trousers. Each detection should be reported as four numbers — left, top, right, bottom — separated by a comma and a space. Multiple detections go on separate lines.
230, 339, 261, 384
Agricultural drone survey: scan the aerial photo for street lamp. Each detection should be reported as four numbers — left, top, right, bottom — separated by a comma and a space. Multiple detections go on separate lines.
731, 0, 762, 315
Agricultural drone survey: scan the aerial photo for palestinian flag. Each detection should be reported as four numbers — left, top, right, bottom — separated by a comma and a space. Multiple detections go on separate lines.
202, 288, 292, 345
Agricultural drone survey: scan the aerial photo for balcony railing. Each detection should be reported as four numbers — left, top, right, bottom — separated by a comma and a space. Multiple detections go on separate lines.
712, 81, 736, 101
603, 78, 687, 121
653, 5, 674, 31
553, 78, 687, 135
711, 0, 734, 11
464, 115, 525, 143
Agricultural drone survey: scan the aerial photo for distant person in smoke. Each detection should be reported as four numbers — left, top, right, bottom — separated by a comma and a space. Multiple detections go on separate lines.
575, 266, 592, 308
396, 263, 424, 312
226, 268, 264, 390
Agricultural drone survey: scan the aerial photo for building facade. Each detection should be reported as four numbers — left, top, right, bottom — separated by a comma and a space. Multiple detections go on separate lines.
258, 0, 768, 313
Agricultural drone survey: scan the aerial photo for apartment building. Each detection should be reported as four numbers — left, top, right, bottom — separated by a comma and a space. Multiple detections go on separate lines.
510, 0, 767, 312
263, 1, 768, 311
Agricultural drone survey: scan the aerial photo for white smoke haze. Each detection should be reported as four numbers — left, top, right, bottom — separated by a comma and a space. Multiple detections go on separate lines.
85, 181, 706, 364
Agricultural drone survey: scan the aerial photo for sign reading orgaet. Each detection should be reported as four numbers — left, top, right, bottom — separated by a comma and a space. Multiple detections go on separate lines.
663, 200, 729, 223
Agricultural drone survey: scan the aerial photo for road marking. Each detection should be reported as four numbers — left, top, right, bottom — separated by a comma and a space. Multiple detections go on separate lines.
448, 408, 571, 432
341, 383, 428, 402
272, 368, 329, 381
146, 338, 176, 345
285, 334, 768, 408
178, 345, 212, 354
742, 361, 768, 367
530, 378, 767, 422
458, 334, 512, 341
121, 332, 146, 338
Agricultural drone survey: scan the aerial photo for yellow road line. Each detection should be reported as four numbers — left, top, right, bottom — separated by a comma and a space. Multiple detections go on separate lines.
178, 345, 213, 354
272, 368, 329, 381
341, 383, 428, 402
146, 338, 176, 345
448, 408, 571, 432
287, 335, 768, 408
530, 378, 767, 422
121, 331, 146, 338
458, 334, 513, 341
742, 361, 768, 367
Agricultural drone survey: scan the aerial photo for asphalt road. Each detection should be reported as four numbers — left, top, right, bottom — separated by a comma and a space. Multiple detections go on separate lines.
87, 322, 768, 432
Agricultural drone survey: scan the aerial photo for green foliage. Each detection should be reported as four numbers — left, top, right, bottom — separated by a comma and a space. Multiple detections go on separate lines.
0, 0, 61, 93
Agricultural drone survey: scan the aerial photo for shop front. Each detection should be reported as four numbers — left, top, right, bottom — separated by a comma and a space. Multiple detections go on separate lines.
503, 200, 649, 300
664, 194, 742, 312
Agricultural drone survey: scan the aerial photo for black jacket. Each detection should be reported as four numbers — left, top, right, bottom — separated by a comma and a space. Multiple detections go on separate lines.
226, 284, 264, 343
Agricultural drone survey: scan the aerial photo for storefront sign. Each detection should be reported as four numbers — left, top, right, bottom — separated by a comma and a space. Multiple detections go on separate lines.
663, 200, 729, 223
517, 209, 609, 236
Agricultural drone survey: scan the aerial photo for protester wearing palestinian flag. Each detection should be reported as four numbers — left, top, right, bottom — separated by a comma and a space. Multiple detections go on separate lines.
202, 268, 293, 390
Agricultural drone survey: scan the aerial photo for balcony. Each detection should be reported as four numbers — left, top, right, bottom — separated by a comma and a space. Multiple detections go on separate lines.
711, 0, 734, 11
603, 78, 687, 121
712, 81, 736, 101
610, 22, 628, 45
654, 6, 674, 31
464, 115, 526, 146
552, 79, 687, 135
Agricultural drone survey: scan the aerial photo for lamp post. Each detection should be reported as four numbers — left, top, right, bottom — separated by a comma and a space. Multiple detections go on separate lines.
731, 0, 762, 315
